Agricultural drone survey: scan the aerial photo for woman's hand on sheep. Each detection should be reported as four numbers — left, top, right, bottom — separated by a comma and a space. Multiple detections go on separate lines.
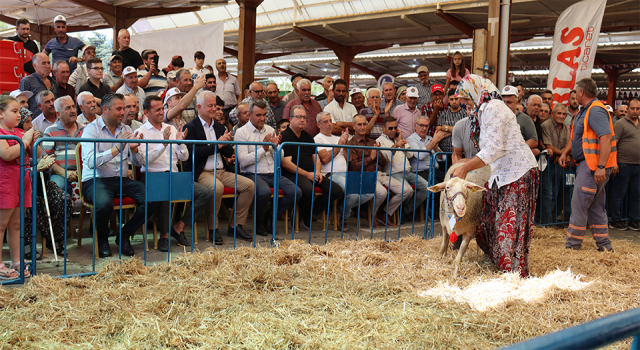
451, 163, 469, 179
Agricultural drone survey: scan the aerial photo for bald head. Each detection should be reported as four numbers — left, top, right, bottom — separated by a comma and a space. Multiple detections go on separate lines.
32, 53, 51, 77
117, 29, 130, 50
249, 82, 266, 100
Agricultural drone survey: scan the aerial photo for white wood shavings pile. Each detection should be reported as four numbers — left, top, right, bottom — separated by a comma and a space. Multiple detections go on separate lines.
419, 268, 593, 312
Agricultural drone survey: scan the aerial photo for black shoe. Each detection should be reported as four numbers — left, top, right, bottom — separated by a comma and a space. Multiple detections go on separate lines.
255, 221, 269, 236
597, 246, 614, 252
628, 221, 640, 231
565, 246, 580, 251
170, 228, 190, 246
98, 240, 113, 258
227, 225, 253, 241
115, 234, 135, 256
211, 229, 224, 245
609, 220, 628, 230
158, 238, 169, 252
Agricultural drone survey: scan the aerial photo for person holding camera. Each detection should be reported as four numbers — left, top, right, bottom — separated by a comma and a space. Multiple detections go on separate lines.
138, 49, 168, 98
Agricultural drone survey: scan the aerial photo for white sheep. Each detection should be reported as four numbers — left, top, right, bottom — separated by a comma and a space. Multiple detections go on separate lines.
427, 163, 491, 278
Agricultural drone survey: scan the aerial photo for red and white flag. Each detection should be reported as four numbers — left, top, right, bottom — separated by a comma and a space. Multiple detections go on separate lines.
547, 0, 607, 105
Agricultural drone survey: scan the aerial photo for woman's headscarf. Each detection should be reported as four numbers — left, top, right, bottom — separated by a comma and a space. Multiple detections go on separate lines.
396, 86, 407, 101
18, 107, 32, 130
454, 74, 501, 150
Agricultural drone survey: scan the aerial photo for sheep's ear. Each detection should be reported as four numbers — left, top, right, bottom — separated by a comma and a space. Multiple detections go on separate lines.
427, 182, 447, 193
466, 182, 486, 192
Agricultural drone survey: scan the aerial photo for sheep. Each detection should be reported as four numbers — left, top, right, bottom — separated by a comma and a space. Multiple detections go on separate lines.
427, 163, 491, 278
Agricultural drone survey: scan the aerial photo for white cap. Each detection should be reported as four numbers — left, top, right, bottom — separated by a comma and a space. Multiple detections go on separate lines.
122, 66, 136, 77
10, 90, 33, 99
406, 86, 419, 98
416, 65, 429, 74
163, 87, 186, 105
501, 85, 518, 96
349, 87, 363, 96
605, 104, 613, 113
53, 15, 66, 23
167, 71, 177, 79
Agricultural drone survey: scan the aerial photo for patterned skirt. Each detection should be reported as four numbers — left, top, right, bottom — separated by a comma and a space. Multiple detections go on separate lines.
475, 167, 539, 278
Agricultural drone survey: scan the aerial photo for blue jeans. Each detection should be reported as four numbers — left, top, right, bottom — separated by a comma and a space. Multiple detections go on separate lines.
391, 171, 429, 216
330, 172, 374, 220
242, 173, 301, 223
610, 163, 640, 221
50, 174, 73, 195
540, 162, 572, 224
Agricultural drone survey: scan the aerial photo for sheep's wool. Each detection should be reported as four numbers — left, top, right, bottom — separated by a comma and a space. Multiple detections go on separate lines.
419, 268, 592, 312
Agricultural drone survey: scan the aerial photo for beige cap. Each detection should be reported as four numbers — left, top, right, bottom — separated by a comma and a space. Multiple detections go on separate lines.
416, 65, 429, 74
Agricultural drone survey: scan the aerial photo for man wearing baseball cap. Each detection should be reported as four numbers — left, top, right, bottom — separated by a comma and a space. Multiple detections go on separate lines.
116, 67, 146, 116
421, 84, 448, 137
349, 87, 365, 112
163, 74, 206, 132
10, 90, 33, 109
415, 65, 434, 112
104, 55, 124, 92
392, 86, 422, 139
43, 15, 87, 72
501, 85, 539, 151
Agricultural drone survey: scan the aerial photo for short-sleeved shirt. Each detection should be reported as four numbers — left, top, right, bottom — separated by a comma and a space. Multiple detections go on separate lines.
54, 81, 76, 102
392, 103, 420, 141
44, 35, 85, 71
282, 98, 322, 137
516, 111, 538, 143
280, 127, 317, 173
613, 117, 640, 164
451, 117, 478, 159
103, 71, 121, 88
324, 100, 358, 123
541, 119, 569, 151
7, 35, 39, 75
437, 107, 467, 152
216, 72, 241, 109
42, 120, 84, 170
189, 68, 208, 80
138, 68, 168, 97
346, 135, 387, 172
314, 133, 347, 174
32, 113, 58, 134
416, 81, 434, 112
359, 107, 386, 140
445, 68, 471, 82
78, 80, 112, 101
112, 48, 143, 71
571, 99, 612, 162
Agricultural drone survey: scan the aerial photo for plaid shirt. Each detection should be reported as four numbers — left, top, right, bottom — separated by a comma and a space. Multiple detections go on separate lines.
416, 81, 434, 112
421, 101, 449, 137
43, 120, 84, 170
436, 107, 467, 152
229, 96, 276, 129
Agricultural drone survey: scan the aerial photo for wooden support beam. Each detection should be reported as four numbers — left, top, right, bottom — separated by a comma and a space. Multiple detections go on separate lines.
322, 23, 351, 37
256, 52, 292, 62
0, 14, 17, 26
400, 14, 431, 32
271, 65, 298, 76
436, 9, 476, 37
127, 7, 200, 18
237, 0, 263, 101
224, 47, 239, 57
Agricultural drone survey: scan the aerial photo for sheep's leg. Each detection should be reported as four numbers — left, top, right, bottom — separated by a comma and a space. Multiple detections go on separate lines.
440, 223, 449, 258
453, 233, 472, 279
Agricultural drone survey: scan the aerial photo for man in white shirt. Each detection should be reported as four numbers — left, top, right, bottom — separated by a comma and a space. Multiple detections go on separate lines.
323, 78, 357, 135
76, 91, 99, 126
135, 95, 213, 251
377, 117, 425, 224
116, 66, 146, 114
215, 59, 241, 118
235, 99, 302, 236
314, 112, 372, 231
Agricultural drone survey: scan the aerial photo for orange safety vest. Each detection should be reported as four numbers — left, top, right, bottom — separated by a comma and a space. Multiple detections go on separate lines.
571, 100, 617, 171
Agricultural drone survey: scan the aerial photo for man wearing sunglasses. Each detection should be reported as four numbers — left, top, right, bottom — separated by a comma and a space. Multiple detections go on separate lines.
229, 82, 276, 129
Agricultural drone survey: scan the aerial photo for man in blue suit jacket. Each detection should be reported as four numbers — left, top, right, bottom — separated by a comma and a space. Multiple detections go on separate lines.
184, 90, 255, 243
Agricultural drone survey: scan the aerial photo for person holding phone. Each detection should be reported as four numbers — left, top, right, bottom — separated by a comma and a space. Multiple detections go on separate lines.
137, 49, 168, 97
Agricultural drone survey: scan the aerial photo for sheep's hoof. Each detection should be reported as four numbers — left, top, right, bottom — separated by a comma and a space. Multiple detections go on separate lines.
452, 265, 459, 279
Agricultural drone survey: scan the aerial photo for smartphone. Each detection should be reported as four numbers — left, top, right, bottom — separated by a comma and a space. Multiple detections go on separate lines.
395, 132, 400, 139
153, 55, 159, 68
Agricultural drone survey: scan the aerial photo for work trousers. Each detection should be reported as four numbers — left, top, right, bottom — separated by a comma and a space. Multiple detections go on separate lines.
241, 173, 301, 223
283, 172, 344, 227
391, 171, 429, 216
198, 169, 254, 229
609, 163, 640, 222
566, 162, 613, 250
376, 172, 413, 215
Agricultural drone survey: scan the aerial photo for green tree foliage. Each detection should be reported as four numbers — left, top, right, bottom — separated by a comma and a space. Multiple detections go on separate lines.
76, 31, 113, 67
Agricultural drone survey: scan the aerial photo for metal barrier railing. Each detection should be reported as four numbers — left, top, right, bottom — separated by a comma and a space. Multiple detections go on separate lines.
502, 306, 640, 350
537, 151, 576, 227
427, 152, 453, 239
0, 135, 27, 285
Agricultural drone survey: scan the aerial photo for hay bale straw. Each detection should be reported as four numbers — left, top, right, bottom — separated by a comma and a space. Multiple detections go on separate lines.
0, 227, 638, 349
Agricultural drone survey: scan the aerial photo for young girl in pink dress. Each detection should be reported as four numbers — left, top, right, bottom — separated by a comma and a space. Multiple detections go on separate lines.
0, 96, 36, 280
444, 51, 471, 95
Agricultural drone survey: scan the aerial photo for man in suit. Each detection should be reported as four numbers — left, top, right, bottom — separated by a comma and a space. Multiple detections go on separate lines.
183, 90, 255, 243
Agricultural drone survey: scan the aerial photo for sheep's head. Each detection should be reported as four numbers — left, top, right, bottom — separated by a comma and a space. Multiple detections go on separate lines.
427, 177, 485, 217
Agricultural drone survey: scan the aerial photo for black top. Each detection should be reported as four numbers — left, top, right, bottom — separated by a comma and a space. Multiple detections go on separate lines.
7, 35, 39, 75
280, 127, 317, 173
54, 81, 76, 101
78, 80, 112, 100
533, 117, 544, 151
183, 117, 234, 181
112, 47, 143, 70
315, 92, 327, 101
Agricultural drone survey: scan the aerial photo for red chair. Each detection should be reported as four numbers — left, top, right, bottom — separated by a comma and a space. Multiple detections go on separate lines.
204, 187, 238, 241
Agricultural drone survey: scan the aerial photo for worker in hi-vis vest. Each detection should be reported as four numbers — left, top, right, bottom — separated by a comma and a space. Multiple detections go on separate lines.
558, 77, 617, 252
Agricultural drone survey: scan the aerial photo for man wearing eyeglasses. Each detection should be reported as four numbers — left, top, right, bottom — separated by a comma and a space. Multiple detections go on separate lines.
229, 82, 276, 129
280, 106, 344, 229
78, 58, 112, 107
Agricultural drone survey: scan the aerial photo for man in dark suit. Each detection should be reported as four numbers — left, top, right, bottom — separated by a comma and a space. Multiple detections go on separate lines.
184, 90, 255, 243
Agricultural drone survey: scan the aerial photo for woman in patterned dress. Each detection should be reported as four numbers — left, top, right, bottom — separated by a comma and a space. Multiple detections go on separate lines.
451, 74, 539, 278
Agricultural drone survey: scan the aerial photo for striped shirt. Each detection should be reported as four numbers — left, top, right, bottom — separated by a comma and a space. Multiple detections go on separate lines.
43, 120, 84, 170
436, 107, 467, 152
422, 101, 449, 137
416, 81, 434, 112
138, 69, 168, 97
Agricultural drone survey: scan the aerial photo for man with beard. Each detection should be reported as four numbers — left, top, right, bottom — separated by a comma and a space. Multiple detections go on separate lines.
282, 79, 322, 136
565, 90, 580, 126
323, 79, 357, 134
204, 74, 217, 92
612, 104, 628, 125
266, 82, 286, 123
415, 66, 434, 111
43, 15, 86, 72
77, 92, 99, 127
541, 89, 553, 107
7, 18, 39, 75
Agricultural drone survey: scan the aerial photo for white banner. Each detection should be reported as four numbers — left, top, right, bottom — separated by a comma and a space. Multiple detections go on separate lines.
547, 0, 607, 105
130, 22, 224, 72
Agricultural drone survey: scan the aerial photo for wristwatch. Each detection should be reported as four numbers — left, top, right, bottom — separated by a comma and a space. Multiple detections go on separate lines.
598, 165, 605, 169
444, 125, 449, 132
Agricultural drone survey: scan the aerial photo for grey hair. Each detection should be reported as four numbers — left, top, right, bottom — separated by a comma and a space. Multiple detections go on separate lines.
53, 60, 68, 71
32, 52, 48, 64
291, 104, 305, 118
54, 95, 74, 113
527, 94, 542, 106
248, 99, 266, 114
176, 68, 191, 81
77, 91, 94, 105
415, 115, 429, 124
367, 88, 381, 99
316, 111, 331, 123
296, 78, 311, 90
552, 103, 567, 113
36, 90, 54, 105
576, 78, 598, 98
196, 90, 216, 107
541, 103, 550, 110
